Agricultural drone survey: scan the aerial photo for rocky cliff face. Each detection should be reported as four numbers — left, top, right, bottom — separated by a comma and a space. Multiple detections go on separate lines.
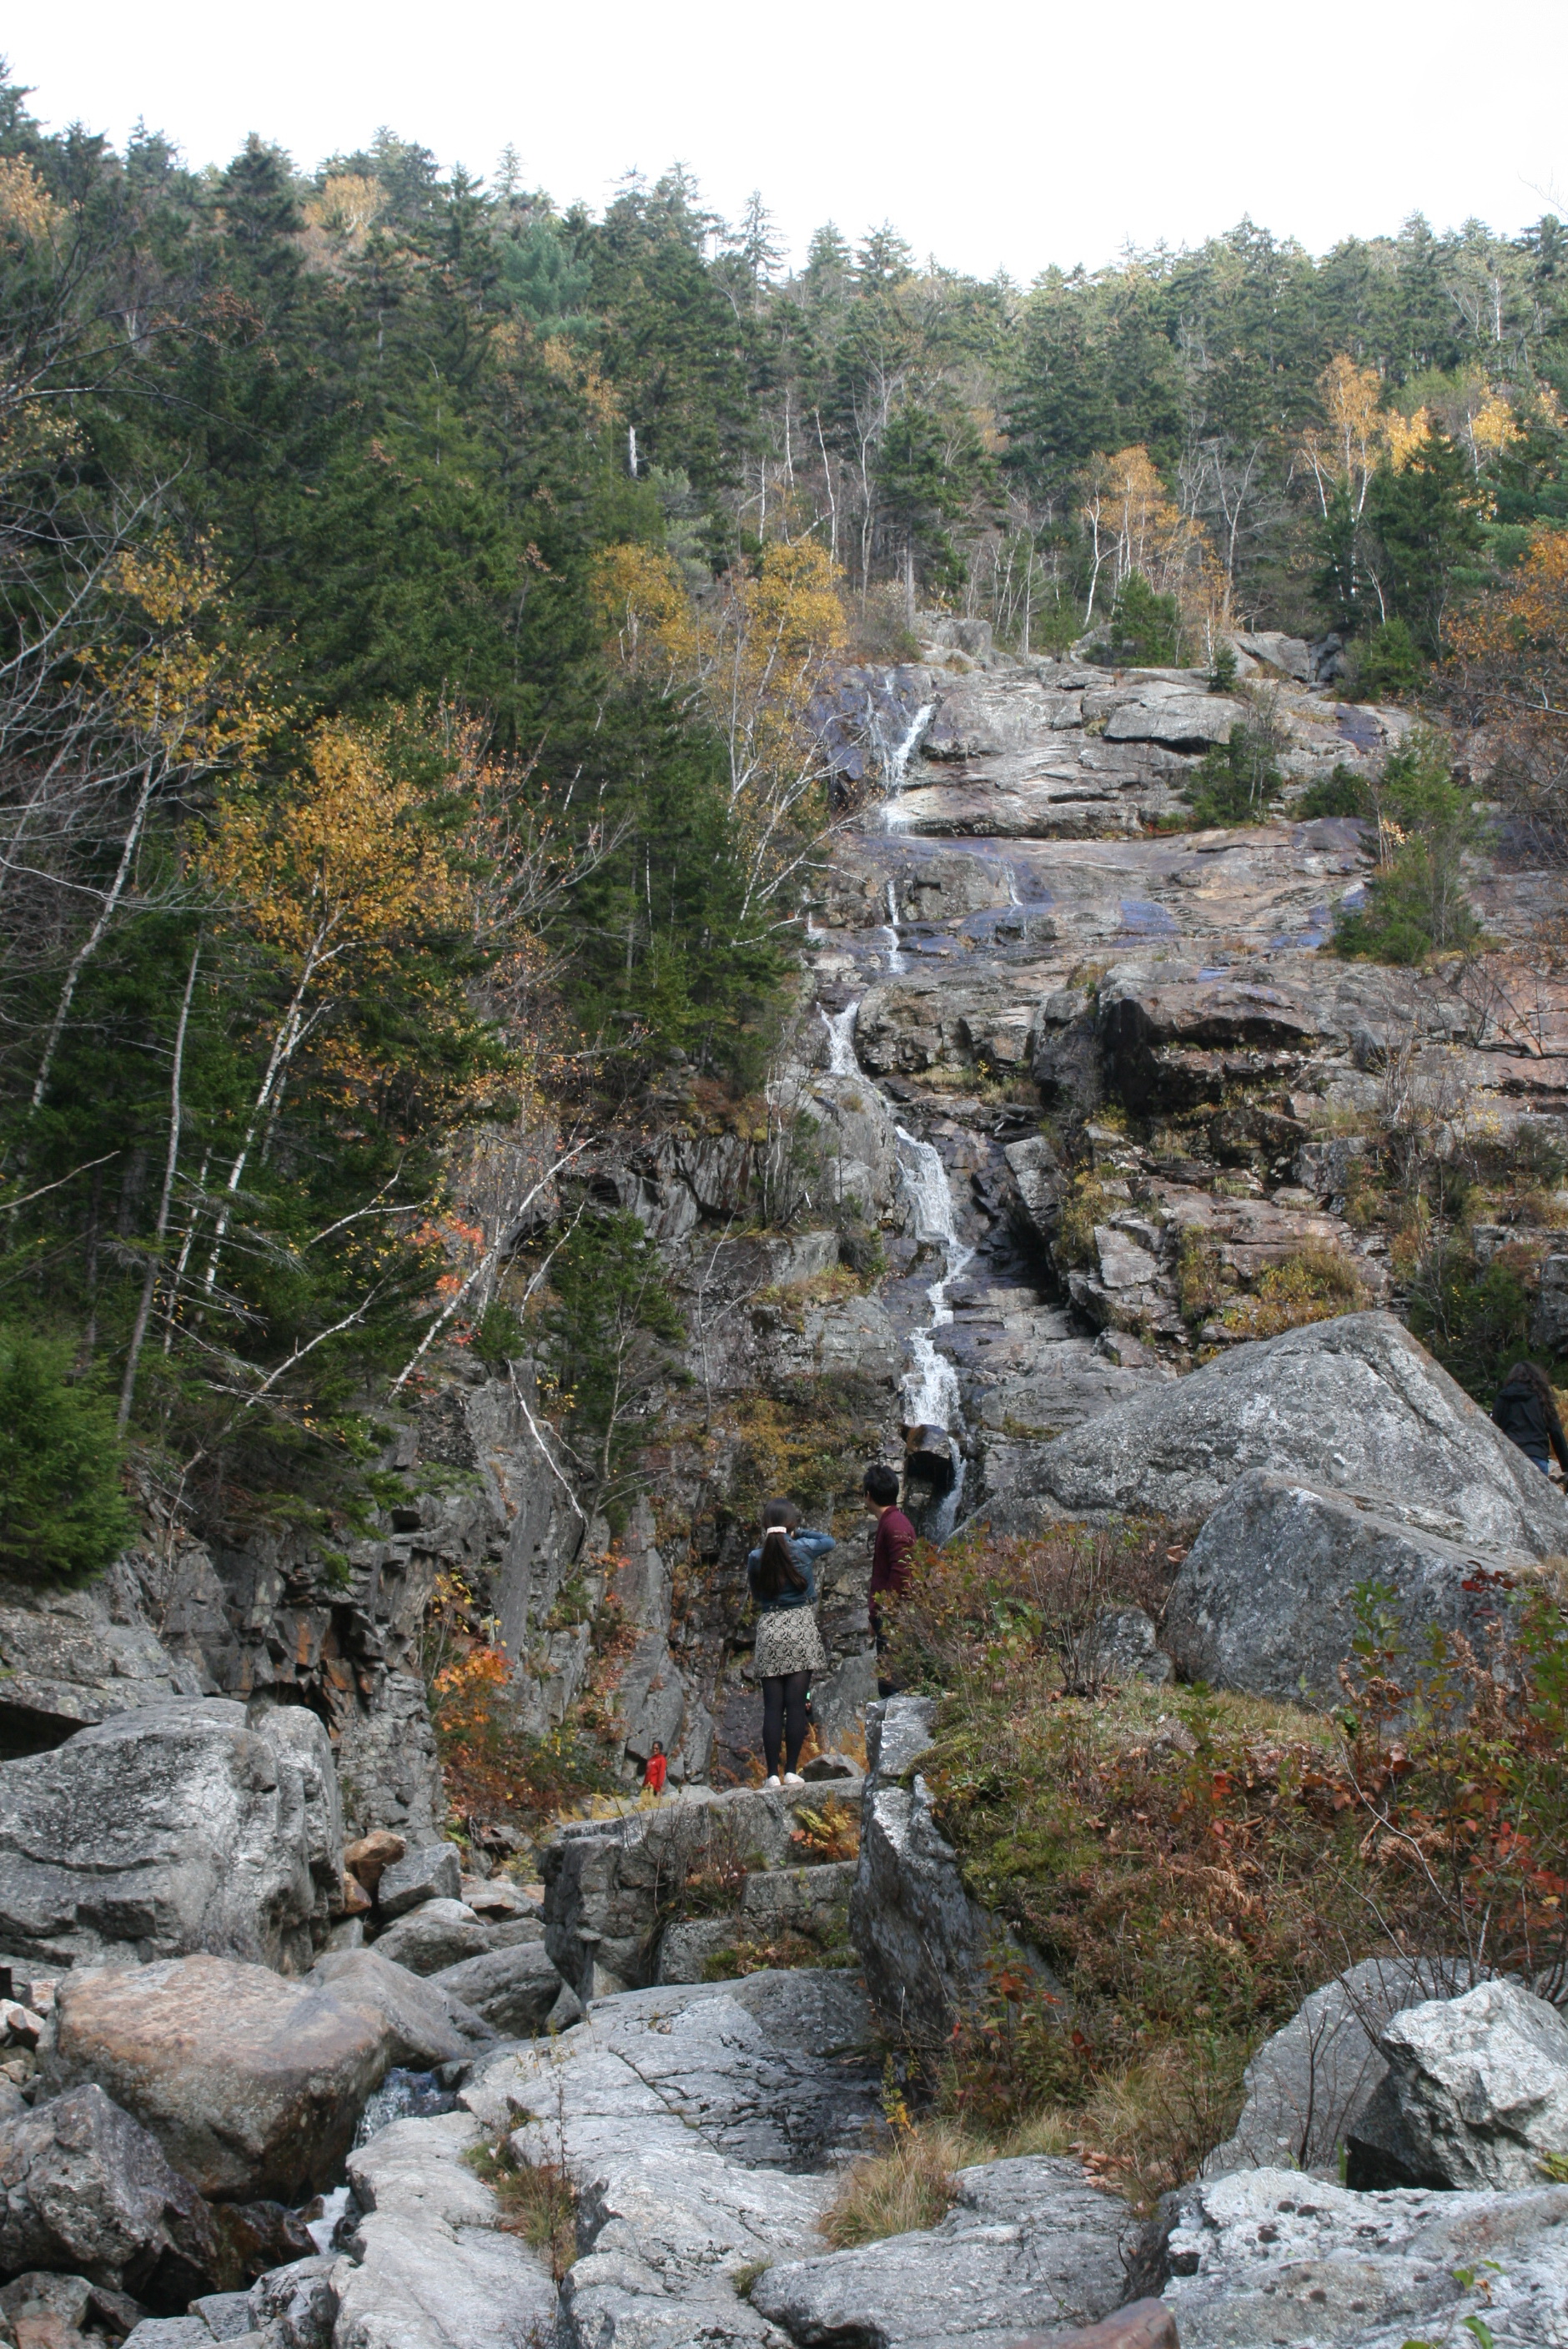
23, 621, 1568, 1837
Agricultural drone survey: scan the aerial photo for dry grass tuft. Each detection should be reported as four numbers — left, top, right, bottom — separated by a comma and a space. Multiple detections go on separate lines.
466, 2142, 578, 2280
822, 2111, 1077, 2247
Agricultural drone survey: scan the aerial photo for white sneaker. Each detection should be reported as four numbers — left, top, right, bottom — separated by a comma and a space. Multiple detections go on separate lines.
783, 1772, 805, 1786
762, 1773, 781, 1788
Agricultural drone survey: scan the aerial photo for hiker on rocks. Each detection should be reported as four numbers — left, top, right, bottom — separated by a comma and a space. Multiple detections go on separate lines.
1492, 1361, 1568, 1477
864, 1463, 916, 1698
746, 1497, 833, 1788
642, 1742, 667, 1796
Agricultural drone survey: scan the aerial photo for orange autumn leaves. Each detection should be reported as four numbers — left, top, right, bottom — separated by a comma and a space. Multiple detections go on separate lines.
202, 718, 477, 1109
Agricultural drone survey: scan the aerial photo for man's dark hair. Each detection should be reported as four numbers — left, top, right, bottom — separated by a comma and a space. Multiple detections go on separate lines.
863, 1463, 900, 1506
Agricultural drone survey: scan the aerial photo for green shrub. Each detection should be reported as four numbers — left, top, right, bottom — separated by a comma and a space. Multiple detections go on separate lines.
0, 1327, 136, 1582
1405, 1232, 1535, 1403
1207, 641, 1239, 692
1108, 572, 1182, 666
1032, 591, 1083, 656
1350, 618, 1425, 702
1334, 727, 1483, 964
1182, 722, 1282, 827
1294, 762, 1372, 820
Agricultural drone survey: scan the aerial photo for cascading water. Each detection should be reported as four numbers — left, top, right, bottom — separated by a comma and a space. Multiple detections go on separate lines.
877, 698, 933, 832
820, 1001, 860, 1077
894, 1121, 976, 1539
305, 2185, 353, 2256
818, 993, 972, 1542
881, 879, 905, 973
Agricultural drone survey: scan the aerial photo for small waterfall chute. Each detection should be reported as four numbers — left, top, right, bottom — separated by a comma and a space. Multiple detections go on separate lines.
818, 1000, 975, 1546
820, 1000, 861, 1076
881, 879, 906, 973
875, 696, 933, 832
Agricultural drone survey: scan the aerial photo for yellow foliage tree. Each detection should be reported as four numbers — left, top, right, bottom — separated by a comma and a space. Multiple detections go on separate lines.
30, 536, 274, 1112
1447, 526, 1568, 858
591, 535, 847, 912
200, 720, 470, 1288
303, 175, 385, 236
0, 158, 58, 244
1079, 445, 1225, 646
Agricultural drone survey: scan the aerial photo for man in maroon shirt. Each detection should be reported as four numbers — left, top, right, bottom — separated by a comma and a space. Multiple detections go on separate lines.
864, 1463, 915, 1697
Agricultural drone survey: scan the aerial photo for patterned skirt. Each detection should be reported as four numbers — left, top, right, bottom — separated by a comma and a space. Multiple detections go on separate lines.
753, 1607, 829, 1677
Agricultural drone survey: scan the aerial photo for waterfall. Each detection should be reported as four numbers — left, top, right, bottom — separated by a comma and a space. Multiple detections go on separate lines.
819, 998, 972, 1539
877, 697, 933, 832
306, 2185, 353, 2255
890, 701, 933, 783
881, 879, 906, 973
820, 1001, 860, 1076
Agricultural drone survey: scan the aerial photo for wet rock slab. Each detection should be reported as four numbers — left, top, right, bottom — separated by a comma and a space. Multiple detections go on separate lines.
333, 2110, 555, 2349
461, 1969, 882, 2349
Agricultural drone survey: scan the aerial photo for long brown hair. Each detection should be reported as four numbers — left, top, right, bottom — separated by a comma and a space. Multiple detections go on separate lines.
1506, 1361, 1566, 1441
756, 1497, 807, 1598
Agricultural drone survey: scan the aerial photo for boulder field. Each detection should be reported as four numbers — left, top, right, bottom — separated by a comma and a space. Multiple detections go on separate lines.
0, 1679, 1557, 2349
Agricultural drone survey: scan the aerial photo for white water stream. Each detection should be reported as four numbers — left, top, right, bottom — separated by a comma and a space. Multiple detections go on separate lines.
307, 2184, 352, 2255
877, 699, 933, 832
818, 999, 972, 1540
880, 880, 905, 973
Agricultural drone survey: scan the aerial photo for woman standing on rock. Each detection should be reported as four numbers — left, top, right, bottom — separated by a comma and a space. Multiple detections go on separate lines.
746, 1499, 833, 1788
1492, 1361, 1568, 1477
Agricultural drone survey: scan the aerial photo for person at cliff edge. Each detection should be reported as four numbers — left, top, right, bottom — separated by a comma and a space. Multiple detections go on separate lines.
746, 1498, 834, 1788
864, 1463, 915, 1697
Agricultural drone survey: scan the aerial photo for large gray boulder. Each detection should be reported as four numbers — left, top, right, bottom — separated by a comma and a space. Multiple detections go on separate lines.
374, 1843, 462, 1921
369, 1899, 491, 1978
1204, 1956, 1472, 2176
1161, 2164, 1568, 2348
849, 1698, 1041, 2047
0, 1699, 343, 1973
51, 1954, 388, 2202
751, 2156, 1140, 2349
304, 1949, 488, 2067
246, 2253, 336, 2349
1347, 1979, 1568, 2192
426, 1943, 562, 2036
1165, 1471, 1539, 1704
0, 2083, 222, 2306
1103, 692, 1244, 748
1014, 1313, 1568, 1557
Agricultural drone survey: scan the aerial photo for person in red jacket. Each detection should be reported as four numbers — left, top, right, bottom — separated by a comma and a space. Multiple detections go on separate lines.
864, 1463, 915, 1697
642, 1742, 667, 1796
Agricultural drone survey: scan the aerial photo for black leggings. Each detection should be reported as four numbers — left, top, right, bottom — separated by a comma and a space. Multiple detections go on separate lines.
761, 1671, 810, 1777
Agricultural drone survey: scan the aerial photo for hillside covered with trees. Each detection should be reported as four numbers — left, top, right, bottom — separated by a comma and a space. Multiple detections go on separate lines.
3, 57, 1567, 1572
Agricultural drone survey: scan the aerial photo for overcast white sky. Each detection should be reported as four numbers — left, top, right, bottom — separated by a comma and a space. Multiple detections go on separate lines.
8, 0, 1565, 281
